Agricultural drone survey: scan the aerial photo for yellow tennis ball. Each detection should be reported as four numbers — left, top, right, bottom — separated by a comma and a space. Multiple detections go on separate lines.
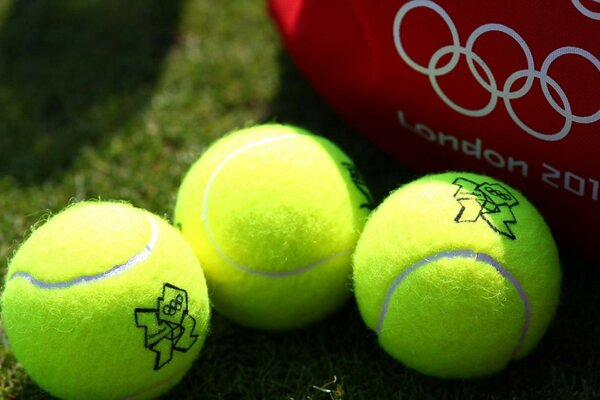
1, 201, 211, 400
352, 171, 561, 378
174, 124, 373, 330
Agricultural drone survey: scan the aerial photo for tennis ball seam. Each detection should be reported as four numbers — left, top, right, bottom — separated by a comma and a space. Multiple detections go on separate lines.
212, 248, 354, 278
376, 249, 531, 359
7, 215, 158, 288
202, 133, 353, 278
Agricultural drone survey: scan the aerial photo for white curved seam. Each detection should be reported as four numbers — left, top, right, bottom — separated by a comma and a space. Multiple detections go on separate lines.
376, 250, 531, 359
9, 216, 158, 289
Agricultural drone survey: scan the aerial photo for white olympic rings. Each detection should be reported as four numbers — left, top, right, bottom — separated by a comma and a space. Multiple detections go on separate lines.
393, 0, 600, 141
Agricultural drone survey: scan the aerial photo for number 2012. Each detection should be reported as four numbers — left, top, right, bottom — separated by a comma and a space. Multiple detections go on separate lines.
542, 163, 599, 201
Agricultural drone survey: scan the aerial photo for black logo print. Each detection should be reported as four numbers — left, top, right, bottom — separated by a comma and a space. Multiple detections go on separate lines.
341, 161, 375, 210
452, 177, 520, 239
135, 283, 199, 370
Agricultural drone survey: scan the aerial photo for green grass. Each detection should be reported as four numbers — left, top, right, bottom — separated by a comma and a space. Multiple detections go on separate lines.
0, 0, 598, 399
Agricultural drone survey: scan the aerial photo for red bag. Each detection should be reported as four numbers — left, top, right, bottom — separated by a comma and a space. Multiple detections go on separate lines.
270, 0, 600, 261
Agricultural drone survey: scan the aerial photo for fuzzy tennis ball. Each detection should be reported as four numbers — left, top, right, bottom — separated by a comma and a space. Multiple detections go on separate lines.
1, 201, 211, 400
174, 124, 373, 330
352, 171, 561, 378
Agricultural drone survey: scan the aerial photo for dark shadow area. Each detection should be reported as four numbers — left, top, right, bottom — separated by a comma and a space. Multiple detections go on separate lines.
0, 0, 184, 184
265, 51, 417, 205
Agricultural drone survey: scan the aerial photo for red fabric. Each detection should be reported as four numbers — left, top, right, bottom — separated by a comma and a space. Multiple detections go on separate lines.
270, 0, 600, 261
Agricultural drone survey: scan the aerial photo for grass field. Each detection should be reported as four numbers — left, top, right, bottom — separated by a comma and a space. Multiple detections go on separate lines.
0, 1, 599, 399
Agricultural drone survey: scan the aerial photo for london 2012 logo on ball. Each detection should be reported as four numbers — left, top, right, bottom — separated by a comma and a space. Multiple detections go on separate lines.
452, 177, 520, 240
135, 283, 199, 370
392, 0, 600, 142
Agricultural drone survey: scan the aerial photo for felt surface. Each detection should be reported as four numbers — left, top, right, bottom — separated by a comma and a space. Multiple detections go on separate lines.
174, 124, 372, 330
8, 201, 150, 282
1, 202, 211, 400
352, 172, 561, 378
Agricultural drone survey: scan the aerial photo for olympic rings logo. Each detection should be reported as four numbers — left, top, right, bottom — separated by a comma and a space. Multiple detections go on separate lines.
393, 0, 600, 142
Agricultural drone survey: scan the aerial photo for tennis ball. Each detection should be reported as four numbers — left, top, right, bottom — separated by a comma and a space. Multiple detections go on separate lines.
352, 171, 561, 378
1, 201, 211, 400
174, 124, 373, 330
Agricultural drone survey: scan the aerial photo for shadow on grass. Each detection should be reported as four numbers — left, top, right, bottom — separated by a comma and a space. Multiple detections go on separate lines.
0, 0, 183, 184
